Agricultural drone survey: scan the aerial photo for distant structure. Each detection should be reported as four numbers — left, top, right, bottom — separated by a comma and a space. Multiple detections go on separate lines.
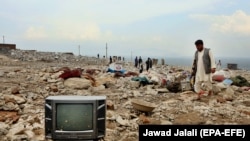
227, 63, 238, 70
0, 43, 16, 50
106, 43, 108, 60
113, 56, 117, 62
152, 58, 158, 66
62, 52, 74, 55
161, 58, 165, 65
0, 43, 16, 54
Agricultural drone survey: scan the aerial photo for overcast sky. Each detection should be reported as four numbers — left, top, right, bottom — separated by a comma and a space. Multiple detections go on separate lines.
1, 0, 250, 58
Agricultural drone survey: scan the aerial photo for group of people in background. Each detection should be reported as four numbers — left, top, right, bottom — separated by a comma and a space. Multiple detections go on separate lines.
135, 56, 153, 73
97, 54, 125, 64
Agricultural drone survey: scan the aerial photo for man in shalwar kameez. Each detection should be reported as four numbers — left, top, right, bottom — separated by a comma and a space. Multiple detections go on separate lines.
192, 39, 216, 99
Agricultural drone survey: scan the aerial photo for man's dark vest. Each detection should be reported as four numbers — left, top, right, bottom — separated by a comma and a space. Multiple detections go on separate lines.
194, 48, 211, 74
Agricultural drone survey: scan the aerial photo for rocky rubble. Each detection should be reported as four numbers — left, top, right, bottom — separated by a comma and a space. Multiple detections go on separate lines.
0, 53, 250, 141
8, 49, 109, 65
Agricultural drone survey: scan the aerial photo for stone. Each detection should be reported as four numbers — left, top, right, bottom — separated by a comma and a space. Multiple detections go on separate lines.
0, 100, 4, 107
216, 82, 227, 89
106, 111, 116, 120
129, 81, 140, 89
160, 120, 172, 125
242, 101, 250, 107
231, 85, 240, 91
47, 79, 58, 83
6, 72, 16, 78
173, 112, 205, 124
2, 102, 19, 111
139, 114, 150, 124
4, 95, 26, 104
150, 76, 160, 84
51, 73, 60, 79
91, 85, 106, 92
122, 94, 128, 99
145, 89, 158, 95
116, 115, 130, 126
226, 87, 234, 95
64, 78, 92, 89
6, 123, 26, 139
217, 97, 226, 103
105, 82, 116, 89
156, 88, 169, 94
242, 91, 250, 95
107, 100, 115, 110
133, 91, 141, 97
212, 85, 222, 94
222, 87, 235, 101
27, 93, 38, 100
50, 85, 58, 92
0, 122, 9, 135
11, 87, 20, 94
0, 71, 4, 77
0, 111, 20, 123
94, 77, 115, 87
106, 121, 116, 129
41, 73, 50, 81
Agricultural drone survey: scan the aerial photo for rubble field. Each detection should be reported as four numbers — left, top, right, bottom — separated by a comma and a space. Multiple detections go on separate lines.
0, 50, 250, 141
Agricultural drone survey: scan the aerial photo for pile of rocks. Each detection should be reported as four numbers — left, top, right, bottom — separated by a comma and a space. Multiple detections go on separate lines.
8, 49, 109, 66
0, 52, 250, 141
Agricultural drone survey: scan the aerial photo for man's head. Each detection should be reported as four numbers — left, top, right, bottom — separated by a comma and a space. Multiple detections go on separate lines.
195, 39, 204, 52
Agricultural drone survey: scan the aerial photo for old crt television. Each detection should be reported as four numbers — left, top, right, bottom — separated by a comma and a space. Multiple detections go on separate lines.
45, 96, 106, 140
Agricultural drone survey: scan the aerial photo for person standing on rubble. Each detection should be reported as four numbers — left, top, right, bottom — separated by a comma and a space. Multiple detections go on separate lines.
138, 56, 142, 67
139, 63, 144, 73
135, 56, 138, 68
192, 39, 216, 100
217, 60, 221, 70
149, 58, 153, 68
109, 56, 112, 64
146, 58, 150, 72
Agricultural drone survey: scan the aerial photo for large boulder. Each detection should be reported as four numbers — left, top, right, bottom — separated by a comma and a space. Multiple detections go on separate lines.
219, 87, 235, 101
4, 95, 26, 104
94, 77, 115, 87
64, 78, 92, 89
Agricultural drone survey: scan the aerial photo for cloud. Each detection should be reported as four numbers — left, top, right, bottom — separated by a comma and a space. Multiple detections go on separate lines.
59, 22, 116, 42
57, 22, 101, 41
19, 0, 221, 25
24, 26, 48, 40
190, 10, 250, 35
23, 22, 114, 42
84, 0, 222, 25
152, 36, 163, 42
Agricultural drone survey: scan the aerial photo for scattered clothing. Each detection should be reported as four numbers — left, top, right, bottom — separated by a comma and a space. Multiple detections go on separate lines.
231, 75, 250, 87
131, 76, 150, 86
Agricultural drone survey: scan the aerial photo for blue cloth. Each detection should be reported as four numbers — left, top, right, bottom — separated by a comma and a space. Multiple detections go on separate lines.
107, 68, 126, 74
223, 78, 233, 86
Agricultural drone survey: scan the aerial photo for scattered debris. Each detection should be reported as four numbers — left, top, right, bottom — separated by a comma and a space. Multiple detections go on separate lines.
0, 50, 250, 140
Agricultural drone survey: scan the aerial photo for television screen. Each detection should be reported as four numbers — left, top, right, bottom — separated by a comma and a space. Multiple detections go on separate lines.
56, 103, 93, 131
